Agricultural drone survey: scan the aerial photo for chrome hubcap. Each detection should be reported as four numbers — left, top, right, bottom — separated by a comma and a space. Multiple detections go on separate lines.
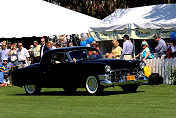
25, 85, 36, 94
86, 76, 98, 94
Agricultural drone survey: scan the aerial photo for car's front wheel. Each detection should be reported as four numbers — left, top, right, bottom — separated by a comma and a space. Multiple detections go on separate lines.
86, 76, 104, 95
24, 85, 41, 95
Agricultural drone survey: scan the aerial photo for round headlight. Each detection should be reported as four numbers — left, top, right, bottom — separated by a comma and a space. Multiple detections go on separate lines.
105, 65, 111, 72
139, 62, 145, 69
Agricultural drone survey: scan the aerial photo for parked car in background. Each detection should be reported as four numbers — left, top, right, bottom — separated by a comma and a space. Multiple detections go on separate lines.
12, 46, 148, 95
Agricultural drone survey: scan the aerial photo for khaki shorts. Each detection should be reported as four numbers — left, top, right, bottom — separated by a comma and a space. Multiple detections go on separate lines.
123, 55, 132, 60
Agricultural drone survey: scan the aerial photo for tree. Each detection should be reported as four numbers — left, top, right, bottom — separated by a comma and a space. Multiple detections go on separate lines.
44, 0, 176, 19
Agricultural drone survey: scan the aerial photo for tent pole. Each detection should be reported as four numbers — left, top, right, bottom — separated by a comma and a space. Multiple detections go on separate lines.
133, 39, 135, 58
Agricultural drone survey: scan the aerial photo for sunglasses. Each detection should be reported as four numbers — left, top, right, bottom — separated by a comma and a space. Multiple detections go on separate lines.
3, 60, 7, 62
2, 45, 6, 46
41, 41, 45, 42
18, 45, 22, 46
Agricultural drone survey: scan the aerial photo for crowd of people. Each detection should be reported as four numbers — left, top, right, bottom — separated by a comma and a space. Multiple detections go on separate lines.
105, 34, 176, 61
0, 34, 175, 87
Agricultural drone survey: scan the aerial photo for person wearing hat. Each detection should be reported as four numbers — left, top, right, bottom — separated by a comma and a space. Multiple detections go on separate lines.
120, 35, 133, 60
0, 58, 11, 87
133, 41, 153, 61
89, 41, 100, 57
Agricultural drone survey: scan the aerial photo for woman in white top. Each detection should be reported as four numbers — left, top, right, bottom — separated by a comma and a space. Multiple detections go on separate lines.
133, 41, 153, 61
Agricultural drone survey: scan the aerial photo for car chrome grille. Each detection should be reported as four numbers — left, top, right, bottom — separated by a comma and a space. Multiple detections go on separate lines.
110, 68, 138, 81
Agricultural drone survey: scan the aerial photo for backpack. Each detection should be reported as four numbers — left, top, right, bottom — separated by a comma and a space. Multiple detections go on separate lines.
148, 73, 163, 85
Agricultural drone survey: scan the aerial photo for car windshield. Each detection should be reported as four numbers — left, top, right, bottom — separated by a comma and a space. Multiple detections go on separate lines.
69, 49, 103, 61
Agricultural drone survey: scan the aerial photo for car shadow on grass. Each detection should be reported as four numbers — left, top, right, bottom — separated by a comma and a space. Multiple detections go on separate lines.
14, 91, 145, 96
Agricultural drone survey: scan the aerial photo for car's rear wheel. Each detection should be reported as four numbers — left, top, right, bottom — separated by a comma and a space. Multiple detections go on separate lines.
121, 84, 139, 93
24, 85, 41, 95
86, 76, 104, 95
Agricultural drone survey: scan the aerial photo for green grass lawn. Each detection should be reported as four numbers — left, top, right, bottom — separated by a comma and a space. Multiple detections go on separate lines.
0, 85, 176, 118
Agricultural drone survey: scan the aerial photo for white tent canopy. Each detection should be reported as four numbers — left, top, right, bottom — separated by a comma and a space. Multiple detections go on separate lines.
0, 0, 100, 38
90, 4, 176, 40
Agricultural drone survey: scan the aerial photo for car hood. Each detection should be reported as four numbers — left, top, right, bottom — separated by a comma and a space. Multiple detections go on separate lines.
81, 58, 141, 70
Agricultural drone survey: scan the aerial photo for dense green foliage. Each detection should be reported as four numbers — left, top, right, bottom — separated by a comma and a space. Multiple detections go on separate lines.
44, 0, 176, 19
0, 85, 176, 118
170, 67, 176, 84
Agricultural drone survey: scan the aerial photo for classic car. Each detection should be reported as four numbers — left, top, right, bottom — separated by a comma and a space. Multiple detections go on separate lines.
12, 46, 148, 95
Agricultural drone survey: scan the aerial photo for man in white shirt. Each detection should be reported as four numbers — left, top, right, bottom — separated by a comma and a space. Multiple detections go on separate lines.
17, 42, 30, 68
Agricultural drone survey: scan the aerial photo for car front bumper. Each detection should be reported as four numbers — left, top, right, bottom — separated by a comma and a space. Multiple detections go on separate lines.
98, 71, 148, 87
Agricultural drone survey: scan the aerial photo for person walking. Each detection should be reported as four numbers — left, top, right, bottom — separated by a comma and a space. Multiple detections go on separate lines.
154, 34, 167, 59
40, 37, 48, 58
16, 42, 30, 68
120, 35, 133, 60
133, 41, 153, 61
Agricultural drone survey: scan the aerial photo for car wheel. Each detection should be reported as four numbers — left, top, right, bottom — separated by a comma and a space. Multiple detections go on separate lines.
121, 84, 139, 93
24, 85, 41, 95
86, 76, 104, 95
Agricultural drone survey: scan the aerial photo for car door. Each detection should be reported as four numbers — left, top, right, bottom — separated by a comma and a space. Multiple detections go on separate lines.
48, 52, 71, 87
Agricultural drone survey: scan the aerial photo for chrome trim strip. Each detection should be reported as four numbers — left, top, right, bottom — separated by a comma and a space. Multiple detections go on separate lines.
98, 72, 148, 87
100, 79, 148, 86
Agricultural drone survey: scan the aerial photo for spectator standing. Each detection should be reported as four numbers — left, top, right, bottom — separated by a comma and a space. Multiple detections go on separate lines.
120, 35, 133, 60
49, 41, 56, 50
154, 34, 167, 59
0, 42, 10, 64
31, 41, 41, 63
68, 41, 74, 47
56, 43, 61, 48
40, 37, 48, 58
46, 42, 52, 50
9, 44, 18, 66
106, 40, 122, 59
17, 42, 30, 68
0, 58, 11, 87
167, 41, 176, 58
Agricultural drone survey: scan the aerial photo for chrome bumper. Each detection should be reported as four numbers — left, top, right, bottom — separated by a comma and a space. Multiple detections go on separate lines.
98, 71, 148, 86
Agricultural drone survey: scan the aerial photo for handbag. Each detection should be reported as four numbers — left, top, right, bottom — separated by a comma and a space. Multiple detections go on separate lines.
143, 51, 154, 59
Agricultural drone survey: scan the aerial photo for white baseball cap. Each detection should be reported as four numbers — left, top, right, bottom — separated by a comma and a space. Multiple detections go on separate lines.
3, 58, 8, 61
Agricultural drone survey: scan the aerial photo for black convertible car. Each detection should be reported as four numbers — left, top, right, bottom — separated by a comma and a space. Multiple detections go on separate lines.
12, 46, 148, 95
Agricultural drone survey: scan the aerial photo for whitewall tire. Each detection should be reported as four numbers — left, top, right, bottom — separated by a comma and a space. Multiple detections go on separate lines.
86, 76, 103, 94
24, 85, 41, 94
